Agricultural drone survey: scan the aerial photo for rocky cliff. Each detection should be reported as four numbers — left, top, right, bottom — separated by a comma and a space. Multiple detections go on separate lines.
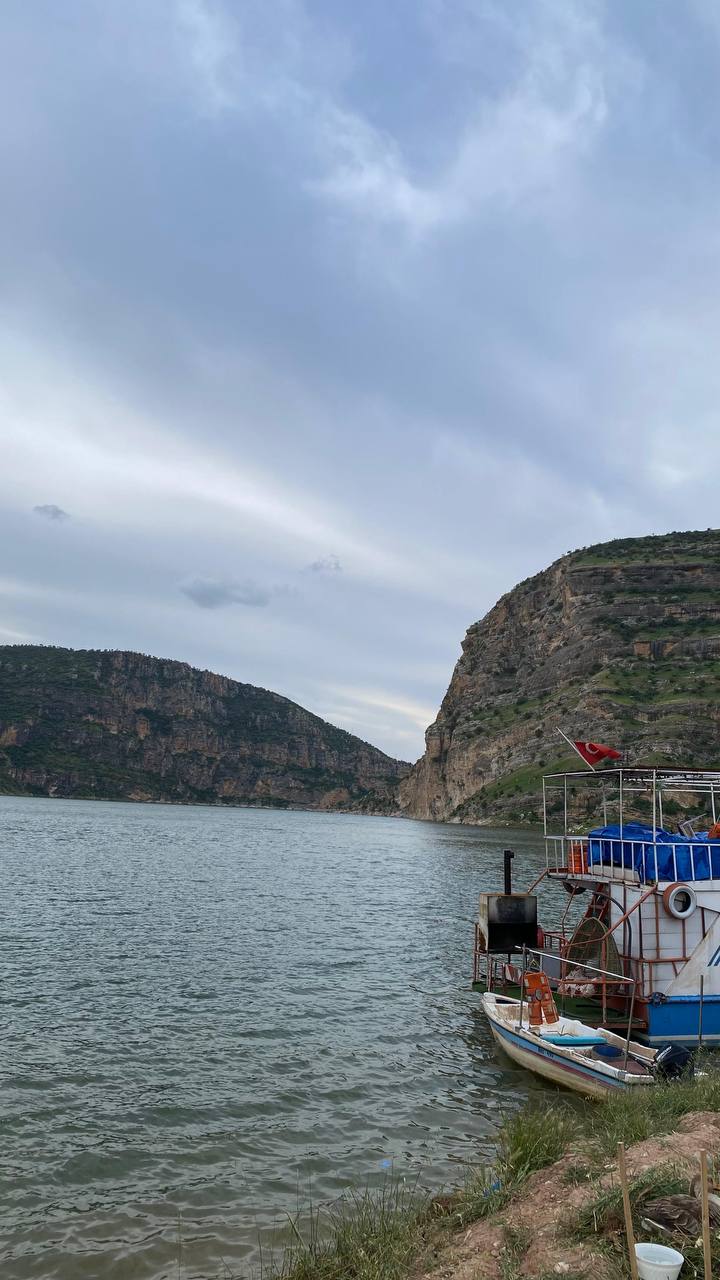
0, 646, 408, 809
400, 529, 720, 824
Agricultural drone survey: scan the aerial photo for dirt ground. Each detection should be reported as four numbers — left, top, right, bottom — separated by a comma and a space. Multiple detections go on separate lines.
417, 1111, 720, 1280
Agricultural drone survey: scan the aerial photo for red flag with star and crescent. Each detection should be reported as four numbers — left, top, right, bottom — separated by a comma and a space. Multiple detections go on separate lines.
573, 741, 622, 768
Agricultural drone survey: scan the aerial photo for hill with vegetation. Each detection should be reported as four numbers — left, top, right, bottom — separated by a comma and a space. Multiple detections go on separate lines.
0, 646, 408, 810
400, 528, 720, 824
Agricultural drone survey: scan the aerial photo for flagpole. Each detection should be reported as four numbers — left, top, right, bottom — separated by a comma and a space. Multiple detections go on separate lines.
556, 727, 596, 771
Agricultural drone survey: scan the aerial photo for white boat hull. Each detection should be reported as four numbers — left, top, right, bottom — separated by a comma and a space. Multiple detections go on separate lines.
482, 993, 656, 1100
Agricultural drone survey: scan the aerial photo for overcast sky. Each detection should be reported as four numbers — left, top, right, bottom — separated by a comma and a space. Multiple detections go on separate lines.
2, 1, 720, 760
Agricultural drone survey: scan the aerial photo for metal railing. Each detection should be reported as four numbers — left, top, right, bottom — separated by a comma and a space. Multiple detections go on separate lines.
517, 946, 638, 1069
544, 832, 720, 884
476, 934, 633, 1017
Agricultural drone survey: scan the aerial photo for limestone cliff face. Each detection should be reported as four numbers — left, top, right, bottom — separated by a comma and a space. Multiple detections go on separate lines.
400, 530, 720, 824
0, 647, 408, 810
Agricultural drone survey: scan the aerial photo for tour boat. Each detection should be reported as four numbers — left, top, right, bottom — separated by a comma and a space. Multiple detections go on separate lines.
482, 991, 657, 1098
475, 766, 720, 1068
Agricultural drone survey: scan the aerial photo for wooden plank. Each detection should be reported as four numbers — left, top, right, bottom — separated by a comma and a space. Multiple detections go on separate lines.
700, 1149, 712, 1280
617, 1142, 639, 1280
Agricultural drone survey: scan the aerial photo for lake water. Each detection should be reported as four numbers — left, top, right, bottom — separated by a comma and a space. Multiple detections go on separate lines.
0, 798, 574, 1280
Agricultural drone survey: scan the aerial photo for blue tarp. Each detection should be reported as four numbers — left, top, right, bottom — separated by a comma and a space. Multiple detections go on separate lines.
587, 823, 720, 882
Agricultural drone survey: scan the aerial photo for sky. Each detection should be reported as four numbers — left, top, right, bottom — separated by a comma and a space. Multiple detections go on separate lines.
2, 1, 720, 761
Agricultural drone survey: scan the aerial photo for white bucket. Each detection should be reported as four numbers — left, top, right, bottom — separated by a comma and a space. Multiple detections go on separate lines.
634, 1241, 684, 1280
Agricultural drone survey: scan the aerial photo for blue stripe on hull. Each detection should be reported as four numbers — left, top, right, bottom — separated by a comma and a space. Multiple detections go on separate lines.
493, 1022, 626, 1090
645, 995, 720, 1047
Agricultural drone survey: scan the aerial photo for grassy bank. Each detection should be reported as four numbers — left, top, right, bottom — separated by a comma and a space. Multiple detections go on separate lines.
259, 1067, 720, 1280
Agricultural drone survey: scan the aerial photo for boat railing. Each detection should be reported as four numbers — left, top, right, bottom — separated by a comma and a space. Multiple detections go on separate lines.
544, 831, 718, 885
516, 946, 638, 1065
518, 945, 634, 987
479, 941, 636, 1025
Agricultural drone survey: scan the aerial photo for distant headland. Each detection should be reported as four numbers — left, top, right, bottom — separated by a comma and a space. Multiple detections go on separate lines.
0, 645, 409, 812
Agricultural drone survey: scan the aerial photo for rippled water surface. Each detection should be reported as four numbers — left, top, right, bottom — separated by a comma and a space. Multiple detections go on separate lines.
1, 798, 573, 1279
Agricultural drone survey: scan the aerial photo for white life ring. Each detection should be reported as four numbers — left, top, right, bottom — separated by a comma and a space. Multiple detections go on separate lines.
662, 882, 697, 920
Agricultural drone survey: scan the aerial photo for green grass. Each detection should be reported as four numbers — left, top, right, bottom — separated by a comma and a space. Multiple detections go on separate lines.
634, 619, 720, 639
465, 688, 561, 733
496, 1104, 575, 1184
533, 1273, 589, 1280
561, 1162, 593, 1187
566, 1165, 687, 1241
498, 1222, 532, 1280
586, 1063, 720, 1156
600, 666, 720, 707
265, 1182, 429, 1280
464, 756, 578, 807
568, 528, 720, 567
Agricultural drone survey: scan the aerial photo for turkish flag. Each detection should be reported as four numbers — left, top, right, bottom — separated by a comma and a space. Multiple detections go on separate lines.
573, 741, 622, 767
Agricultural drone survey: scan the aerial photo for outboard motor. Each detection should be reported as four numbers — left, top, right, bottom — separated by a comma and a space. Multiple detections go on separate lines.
654, 1043, 693, 1081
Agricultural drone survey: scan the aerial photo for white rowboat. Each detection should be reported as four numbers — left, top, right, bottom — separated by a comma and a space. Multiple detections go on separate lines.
482, 992, 657, 1099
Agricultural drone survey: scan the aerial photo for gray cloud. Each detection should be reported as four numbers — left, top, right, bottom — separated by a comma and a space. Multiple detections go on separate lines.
306, 554, 342, 574
33, 503, 69, 521
180, 578, 272, 609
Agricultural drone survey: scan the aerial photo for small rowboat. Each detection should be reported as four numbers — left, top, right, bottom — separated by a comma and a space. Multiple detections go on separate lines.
482, 992, 657, 1099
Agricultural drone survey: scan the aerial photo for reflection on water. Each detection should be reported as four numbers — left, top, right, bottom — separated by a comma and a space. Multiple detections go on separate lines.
1, 799, 571, 1279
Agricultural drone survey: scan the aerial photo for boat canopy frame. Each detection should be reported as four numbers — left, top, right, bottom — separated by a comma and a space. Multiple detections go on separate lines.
516, 944, 638, 1067
542, 766, 720, 885
543, 766, 720, 834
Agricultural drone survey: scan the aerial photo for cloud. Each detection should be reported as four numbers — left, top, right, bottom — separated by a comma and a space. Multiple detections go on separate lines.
180, 577, 272, 609
0, 330, 429, 596
316, 26, 611, 236
33, 503, 70, 521
0, 623, 41, 643
306, 553, 342, 573
317, 684, 440, 761
175, 0, 239, 114
172, 0, 614, 237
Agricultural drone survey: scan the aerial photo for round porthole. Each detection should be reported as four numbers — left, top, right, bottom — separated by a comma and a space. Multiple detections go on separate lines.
662, 883, 697, 920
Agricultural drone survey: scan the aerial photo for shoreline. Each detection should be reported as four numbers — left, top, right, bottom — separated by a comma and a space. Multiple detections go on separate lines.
0, 789, 545, 829
263, 1067, 720, 1280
